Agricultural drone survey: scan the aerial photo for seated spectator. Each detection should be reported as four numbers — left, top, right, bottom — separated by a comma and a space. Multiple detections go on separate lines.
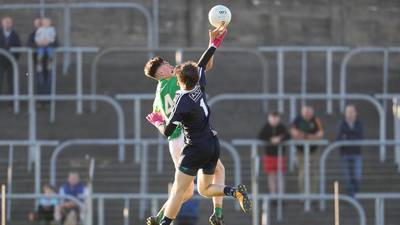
0, 16, 21, 102
258, 111, 289, 199
335, 104, 364, 197
291, 105, 324, 196
58, 172, 86, 225
28, 184, 58, 225
35, 17, 56, 73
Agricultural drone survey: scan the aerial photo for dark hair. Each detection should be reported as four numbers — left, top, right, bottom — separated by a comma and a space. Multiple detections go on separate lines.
268, 111, 280, 117
175, 61, 199, 90
144, 56, 164, 79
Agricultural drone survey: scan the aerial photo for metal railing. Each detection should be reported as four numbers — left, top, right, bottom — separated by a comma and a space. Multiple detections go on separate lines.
319, 140, 400, 211
92, 47, 269, 111
258, 46, 350, 113
259, 194, 366, 225
48, 138, 241, 219
0, 140, 59, 221
232, 139, 329, 224
87, 193, 366, 225
0, 2, 155, 73
10, 47, 99, 117
339, 47, 400, 112
0, 95, 126, 161
6, 193, 86, 224
209, 93, 387, 161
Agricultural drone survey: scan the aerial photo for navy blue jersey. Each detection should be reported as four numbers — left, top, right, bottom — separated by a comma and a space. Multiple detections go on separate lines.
167, 67, 214, 144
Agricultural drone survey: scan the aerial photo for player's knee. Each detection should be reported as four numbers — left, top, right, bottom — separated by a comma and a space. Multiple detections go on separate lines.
197, 184, 212, 198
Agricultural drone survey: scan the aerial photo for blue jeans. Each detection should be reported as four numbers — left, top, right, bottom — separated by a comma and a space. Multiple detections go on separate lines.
340, 154, 362, 197
37, 47, 54, 58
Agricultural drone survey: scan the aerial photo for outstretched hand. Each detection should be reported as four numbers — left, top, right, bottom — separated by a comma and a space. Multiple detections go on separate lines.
209, 23, 228, 48
146, 112, 164, 127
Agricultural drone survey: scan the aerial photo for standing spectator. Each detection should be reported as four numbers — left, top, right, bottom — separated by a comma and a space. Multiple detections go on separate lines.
35, 17, 56, 73
258, 111, 290, 198
0, 17, 21, 99
59, 172, 86, 225
291, 105, 324, 196
335, 104, 364, 197
27, 18, 42, 49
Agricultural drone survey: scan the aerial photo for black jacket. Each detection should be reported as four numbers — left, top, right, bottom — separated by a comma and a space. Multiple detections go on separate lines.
335, 119, 364, 155
258, 123, 290, 156
0, 28, 21, 60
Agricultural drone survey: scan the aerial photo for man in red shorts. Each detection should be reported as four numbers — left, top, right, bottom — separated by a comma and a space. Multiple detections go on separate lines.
258, 111, 290, 200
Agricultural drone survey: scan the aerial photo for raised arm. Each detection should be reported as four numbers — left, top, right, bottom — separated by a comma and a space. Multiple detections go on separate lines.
197, 25, 227, 69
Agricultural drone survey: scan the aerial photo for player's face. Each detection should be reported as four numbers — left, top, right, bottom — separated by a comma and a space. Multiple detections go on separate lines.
156, 62, 175, 79
345, 105, 357, 122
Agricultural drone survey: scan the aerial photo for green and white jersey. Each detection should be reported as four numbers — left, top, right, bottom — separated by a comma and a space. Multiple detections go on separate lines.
153, 76, 182, 140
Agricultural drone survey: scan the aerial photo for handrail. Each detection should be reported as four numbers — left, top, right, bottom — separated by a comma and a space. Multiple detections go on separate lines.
0, 49, 20, 113
49, 138, 242, 219
11, 47, 99, 115
209, 93, 387, 161
232, 139, 329, 215
260, 194, 366, 225
339, 47, 400, 113
91, 47, 268, 112
0, 95, 126, 161
0, 2, 154, 74
258, 46, 350, 113
6, 193, 86, 225
319, 140, 400, 211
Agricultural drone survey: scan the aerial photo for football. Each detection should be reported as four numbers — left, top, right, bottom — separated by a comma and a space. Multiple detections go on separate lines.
208, 5, 232, 27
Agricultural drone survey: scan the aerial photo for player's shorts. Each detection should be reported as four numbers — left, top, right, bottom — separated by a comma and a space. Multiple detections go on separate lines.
178, 136, 220, 176
168, 132, 185, 169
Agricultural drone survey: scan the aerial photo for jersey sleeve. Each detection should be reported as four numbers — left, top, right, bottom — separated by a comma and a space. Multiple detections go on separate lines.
198, 67, 206, 89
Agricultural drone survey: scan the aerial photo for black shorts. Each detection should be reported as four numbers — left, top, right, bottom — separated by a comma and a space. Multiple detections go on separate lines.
179, 136, 220, 176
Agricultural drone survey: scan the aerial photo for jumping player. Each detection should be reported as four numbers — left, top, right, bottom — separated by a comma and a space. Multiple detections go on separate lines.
146, 25, 252, 225
144, 26, 227, 225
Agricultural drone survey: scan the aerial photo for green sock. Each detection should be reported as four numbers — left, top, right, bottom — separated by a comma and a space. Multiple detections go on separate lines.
156, 209, 164, 223
214, 207, 223, 218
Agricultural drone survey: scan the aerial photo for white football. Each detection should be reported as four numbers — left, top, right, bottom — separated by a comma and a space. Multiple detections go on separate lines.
208, 5, 231, 27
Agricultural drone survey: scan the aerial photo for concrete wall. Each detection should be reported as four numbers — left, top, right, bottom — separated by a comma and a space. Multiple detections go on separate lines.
1, 0, 400, 47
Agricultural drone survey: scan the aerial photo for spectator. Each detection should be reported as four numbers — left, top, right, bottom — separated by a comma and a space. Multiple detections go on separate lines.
59, 172, 86, 225
258, 111, 290, 198
27, 18, 42, 49
35, 17, 56, 73
291, 105, 324, 196
335, 104, 364, 197
29, 184, 59, 225
0, 17, 21, 99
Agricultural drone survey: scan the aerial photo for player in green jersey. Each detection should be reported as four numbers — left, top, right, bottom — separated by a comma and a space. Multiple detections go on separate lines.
144, 27, 226, 225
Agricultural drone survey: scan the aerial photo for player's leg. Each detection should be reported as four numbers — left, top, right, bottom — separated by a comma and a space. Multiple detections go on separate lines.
210, 160, 225, 224
159, 170, 196, 225
149, 134, 194, 225
198, 137, 252, 213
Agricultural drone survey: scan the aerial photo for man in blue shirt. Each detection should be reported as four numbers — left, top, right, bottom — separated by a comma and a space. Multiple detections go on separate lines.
335, 104, 364, 197
59, 172, 86, 224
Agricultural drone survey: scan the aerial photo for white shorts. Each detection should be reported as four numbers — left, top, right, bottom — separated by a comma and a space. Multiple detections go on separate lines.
168, 132, 185, 168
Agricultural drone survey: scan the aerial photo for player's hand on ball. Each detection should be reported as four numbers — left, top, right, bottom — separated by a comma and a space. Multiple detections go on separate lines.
146, 112, 164, 127
209, 24, 227, 48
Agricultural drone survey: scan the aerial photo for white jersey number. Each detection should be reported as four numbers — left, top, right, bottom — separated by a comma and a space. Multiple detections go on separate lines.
200, 98, 209, 116
164, 94, 174, 115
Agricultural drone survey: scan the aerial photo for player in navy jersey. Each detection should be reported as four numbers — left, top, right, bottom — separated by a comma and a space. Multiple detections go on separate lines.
146, 25, 252, 225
